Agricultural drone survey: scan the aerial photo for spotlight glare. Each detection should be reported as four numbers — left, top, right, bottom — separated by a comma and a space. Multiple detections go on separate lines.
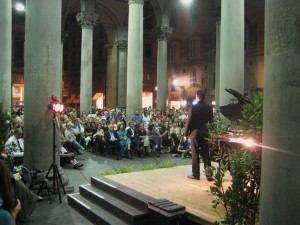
16, 3, 25, 11
181, 0, 193, 5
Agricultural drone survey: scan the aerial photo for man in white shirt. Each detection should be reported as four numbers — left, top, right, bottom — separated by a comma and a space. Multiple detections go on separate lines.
5, 128, 24, 158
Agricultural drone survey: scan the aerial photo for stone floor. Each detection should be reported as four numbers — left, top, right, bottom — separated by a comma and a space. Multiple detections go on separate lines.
27, 150, 192, 225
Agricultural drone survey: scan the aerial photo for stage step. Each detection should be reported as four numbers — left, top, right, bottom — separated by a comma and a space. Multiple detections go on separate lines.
68, 193, 128, 225
79, 184, 148, 225
68, 176, 156, 225
91, 176, 156, 212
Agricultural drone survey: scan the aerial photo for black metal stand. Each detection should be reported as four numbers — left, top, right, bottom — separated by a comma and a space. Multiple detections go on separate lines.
45, 112, 66, 204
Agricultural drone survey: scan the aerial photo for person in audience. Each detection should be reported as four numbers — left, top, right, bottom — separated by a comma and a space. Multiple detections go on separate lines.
155, 110, 164, 121
4, 128, 24, 165
126, 121, 138, 151
83, 121, 93, 148
60, 146, 84, 169
64, 123, 85, 151
142, 111, 151, 129
136, 123, 147, 156
72, 119, 85, 145
156, 119, 168, 148
93, 124, 105, 154
130, 110, 143, 125
169, 122, 181, 152
104, 124, 121, 160
60, 125, 83, 157
0, 160, 21, 225
147, 122, 161, 156
117, 123, 132, 158
177, 137, 191, 159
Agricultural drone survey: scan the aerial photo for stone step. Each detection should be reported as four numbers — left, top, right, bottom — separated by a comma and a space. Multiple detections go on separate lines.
68, 193, 129, 225
91, 176, 156, 212
79, 184, 148, 225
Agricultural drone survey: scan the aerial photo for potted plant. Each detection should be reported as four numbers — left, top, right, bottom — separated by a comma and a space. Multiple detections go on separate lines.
206, 93, 263, 225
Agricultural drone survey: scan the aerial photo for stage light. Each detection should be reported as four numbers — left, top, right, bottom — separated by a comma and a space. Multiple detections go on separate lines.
15, 2, 25, 11
48, 95, 64, 113
52, 103, 64, 113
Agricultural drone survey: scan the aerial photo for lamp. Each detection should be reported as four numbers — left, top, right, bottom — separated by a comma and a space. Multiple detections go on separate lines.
45, 95, 66, 204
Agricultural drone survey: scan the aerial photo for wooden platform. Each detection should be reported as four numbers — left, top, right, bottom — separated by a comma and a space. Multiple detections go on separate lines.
106, 163, 231, 225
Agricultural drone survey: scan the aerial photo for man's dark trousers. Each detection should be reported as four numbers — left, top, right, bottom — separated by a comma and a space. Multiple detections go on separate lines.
190, 138, 211, 178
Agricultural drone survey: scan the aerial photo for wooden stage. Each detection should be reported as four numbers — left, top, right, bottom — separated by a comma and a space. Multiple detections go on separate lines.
106, 163, 231, 225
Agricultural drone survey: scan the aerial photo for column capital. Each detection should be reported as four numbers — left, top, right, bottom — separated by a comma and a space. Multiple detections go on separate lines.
76, 11, 98, 29
128, 0, 144, 5
155, 26, 172, 41
115, 39, 128, 52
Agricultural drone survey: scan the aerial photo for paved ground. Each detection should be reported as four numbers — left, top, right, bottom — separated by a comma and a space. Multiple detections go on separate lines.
27, 150, 192, 225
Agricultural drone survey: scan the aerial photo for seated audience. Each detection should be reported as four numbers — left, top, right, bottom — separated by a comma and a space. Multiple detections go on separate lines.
169, 122, 181, 152
60, 146, 84, 169
4, 128, 24, 165
126, 121, 137, 150
93, 124, 105, 154
104, 124, 121, 160
117, 123, 132, 158
147, 123, 161, 156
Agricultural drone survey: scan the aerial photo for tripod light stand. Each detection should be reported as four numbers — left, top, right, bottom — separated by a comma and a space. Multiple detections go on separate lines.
46, 95, 66, 203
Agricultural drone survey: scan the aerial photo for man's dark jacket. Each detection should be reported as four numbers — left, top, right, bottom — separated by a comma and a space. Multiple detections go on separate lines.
184, 100, 213, 139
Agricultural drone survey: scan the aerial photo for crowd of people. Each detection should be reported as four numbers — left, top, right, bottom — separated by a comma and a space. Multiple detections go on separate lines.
59, 106, 191, 160
1, 105, 192, 168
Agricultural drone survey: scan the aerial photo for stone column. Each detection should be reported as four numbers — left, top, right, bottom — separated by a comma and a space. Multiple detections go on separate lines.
219, 0, 244, 106
76, 12, 98, 113
116, 39, 128, 107
215, 18, 221, 108
126, 0, 144, 120
260, 1, 300, 224
106, 45, 118, 108
0, 0, 12, 111
156, 26, 171, 111
24, 0, 62, 170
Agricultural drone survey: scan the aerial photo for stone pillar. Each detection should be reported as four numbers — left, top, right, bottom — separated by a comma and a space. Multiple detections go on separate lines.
126, 0, 144, 120
24, 0, 62, 170
156, 26, 171, 111
116, 39, 128, 107
260, 1, 300, 224
76, 11, 98, 113
215, 18, 221, 108
219, 0, 244, 106
106, 45, 119, 108
0, 0, 12, 111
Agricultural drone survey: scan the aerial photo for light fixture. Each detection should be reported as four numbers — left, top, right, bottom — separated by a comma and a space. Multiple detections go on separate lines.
181, 0, 193, 5
15, 2, 25, 11
173, 79, 179, 86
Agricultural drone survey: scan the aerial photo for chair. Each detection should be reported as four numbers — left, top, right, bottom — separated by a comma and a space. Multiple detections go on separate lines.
21, 166, 52, 203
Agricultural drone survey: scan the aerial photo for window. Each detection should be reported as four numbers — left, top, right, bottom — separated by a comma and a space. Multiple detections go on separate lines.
190, 68, 196, 84
170, 43, 176, 62
189, 39, 196, 58
170, 8, 177, 31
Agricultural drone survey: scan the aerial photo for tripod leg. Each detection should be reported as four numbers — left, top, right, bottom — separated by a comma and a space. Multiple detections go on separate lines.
45, 164, 53, 179
52, 164, 62, 203
55, 165, 66, 194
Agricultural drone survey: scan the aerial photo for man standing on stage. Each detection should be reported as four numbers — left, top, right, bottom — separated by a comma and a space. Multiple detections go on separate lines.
184, 90, 213, 181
